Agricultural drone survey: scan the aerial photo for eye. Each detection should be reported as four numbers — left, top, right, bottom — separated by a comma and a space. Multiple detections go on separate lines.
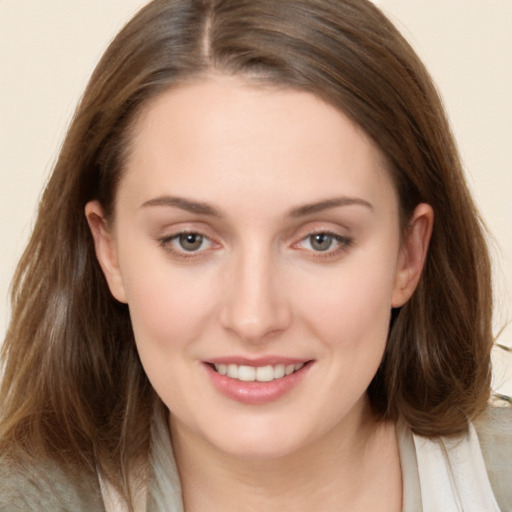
158, 231, 215, 256
308, 233, 336, 252
295, 231, 352, 257
176, 232, 206, 252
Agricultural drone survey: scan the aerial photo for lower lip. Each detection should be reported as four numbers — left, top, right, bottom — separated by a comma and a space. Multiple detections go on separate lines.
204, 363, 312, 405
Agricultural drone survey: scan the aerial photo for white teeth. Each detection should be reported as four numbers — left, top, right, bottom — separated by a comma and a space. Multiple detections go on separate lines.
274, 364, 285, 379
238, 365, 256, 382
227, 364, 239, 379
256, 365, 274, 382
214, 362, 306, 382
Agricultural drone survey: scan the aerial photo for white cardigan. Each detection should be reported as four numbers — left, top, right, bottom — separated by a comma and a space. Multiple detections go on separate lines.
398, 418, 505, 511
100, 406, 512, 512
2, 406, 509, 511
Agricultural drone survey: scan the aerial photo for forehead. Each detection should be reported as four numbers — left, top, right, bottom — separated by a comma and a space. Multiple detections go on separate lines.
119, 75, 396, 213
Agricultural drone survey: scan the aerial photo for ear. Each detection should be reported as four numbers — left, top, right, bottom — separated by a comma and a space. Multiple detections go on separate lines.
391, 203, 434, 308
85, 201, 128, 303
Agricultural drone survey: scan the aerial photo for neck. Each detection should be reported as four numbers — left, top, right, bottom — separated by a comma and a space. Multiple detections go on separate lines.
170, 400, 402, 512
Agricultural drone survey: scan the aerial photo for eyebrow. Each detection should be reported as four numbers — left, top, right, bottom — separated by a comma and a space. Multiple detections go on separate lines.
140, 195, 373, 218
140, 196, 222, 217
288, 197, 373, 217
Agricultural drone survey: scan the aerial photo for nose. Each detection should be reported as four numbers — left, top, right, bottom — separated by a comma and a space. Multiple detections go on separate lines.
219, 246, 292, 344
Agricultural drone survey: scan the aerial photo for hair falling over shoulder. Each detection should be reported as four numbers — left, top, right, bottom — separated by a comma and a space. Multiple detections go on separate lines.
0, 0, 494, 507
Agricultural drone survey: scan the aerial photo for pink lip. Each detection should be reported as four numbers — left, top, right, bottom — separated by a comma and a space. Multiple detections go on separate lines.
206, 356, 309, 366
203, 360, 313, 405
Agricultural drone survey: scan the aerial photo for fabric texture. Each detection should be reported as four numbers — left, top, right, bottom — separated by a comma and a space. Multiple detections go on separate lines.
397, 406, 512, 512
1, 407, 511, 511
412, 423, 501, 511
0, 459, 105, 512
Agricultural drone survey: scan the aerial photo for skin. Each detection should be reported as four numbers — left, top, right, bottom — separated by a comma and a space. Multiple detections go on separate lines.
86, 75, 433, 511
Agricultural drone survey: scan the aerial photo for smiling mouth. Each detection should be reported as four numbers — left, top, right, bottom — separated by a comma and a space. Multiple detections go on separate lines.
209, 362, 307, 383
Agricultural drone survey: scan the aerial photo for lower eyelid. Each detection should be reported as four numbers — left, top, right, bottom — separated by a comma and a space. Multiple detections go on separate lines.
295, 232, 353, 254
157, 230, 224, 259
157, 229, 351, 256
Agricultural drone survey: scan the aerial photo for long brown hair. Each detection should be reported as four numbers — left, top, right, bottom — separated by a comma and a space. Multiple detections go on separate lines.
1, 0, 493, 504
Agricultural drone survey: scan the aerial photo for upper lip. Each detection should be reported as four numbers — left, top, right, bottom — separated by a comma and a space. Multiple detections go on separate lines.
205, 356, 312, 366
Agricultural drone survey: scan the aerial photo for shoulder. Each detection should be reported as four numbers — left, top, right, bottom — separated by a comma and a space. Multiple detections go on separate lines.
0, 456, 105, 512
475, 404, 512, 512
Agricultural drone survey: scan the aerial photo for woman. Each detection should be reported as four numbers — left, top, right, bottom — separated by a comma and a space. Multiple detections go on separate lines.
1, 0, 510, 510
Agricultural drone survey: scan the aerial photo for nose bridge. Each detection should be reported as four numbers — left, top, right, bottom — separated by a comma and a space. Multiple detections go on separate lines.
220, 241, 291, 342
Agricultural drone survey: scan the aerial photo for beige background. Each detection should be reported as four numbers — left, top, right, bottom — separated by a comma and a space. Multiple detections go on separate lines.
1, 0, 511, 393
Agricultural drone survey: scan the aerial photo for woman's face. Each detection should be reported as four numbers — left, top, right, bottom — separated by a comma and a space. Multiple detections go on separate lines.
87, 76, 431, 459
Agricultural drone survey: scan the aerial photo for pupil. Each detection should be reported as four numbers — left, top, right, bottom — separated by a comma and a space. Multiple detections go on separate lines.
179, 233, 203, 251
311, 233, 332, 251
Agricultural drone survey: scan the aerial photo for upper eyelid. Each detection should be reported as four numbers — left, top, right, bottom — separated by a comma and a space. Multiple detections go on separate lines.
290, 222, 351, 241
158, 230, 215, 248
157, 231, 218, 259
160, 229, 209, 240
294, 231, 351, 247
155, 222, 352, 245
156, 222, 216, 239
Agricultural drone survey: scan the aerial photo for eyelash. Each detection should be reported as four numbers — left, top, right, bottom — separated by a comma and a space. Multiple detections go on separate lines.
294, 230, 353, 259
157, 229, 353, 261
157, 231, 216, 260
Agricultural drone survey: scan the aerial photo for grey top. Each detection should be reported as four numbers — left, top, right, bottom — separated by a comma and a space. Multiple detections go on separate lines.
1, 407, 511, 511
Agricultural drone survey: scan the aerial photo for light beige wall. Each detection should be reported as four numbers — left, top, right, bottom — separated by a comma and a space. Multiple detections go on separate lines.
1, 0, 511, 391
379, 0, 512, 394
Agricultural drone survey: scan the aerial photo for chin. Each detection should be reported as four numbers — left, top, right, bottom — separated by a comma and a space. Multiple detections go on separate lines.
200, 418, 320, 461
215, 436, 304, 461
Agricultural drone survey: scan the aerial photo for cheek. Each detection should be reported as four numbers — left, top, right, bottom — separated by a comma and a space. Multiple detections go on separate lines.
120, 257, 221, 414
118, 243, 220, 356
300, 251, 398, 344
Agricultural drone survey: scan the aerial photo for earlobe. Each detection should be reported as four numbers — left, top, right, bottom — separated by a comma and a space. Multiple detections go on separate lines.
85, 201, 128, 303
392, 203, 434, 308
